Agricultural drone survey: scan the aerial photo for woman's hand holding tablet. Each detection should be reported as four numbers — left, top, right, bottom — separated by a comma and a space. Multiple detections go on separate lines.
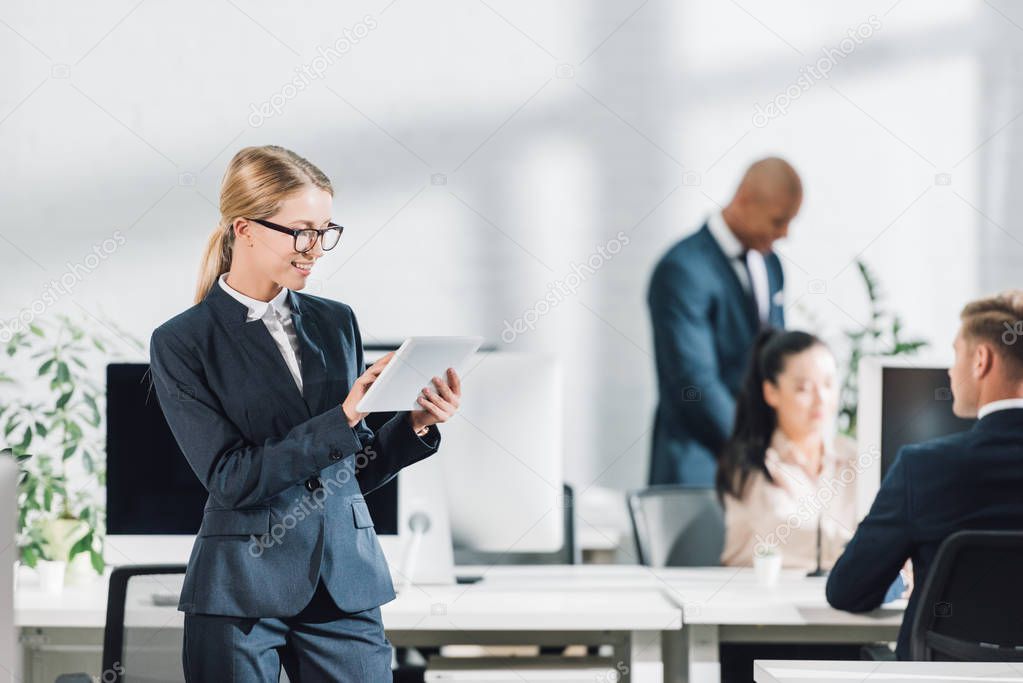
347, 335, 483, 433
341, 352, 395, 427
409, 367, 462, 434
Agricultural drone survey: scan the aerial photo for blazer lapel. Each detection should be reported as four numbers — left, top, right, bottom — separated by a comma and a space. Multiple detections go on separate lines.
235, 320, 310, 422
204, 280, 315, 424
288, 292, 328, 417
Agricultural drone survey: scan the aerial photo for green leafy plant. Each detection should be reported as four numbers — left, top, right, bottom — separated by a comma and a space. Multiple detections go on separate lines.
1, 313, 142, 573
838, 260, 928, 436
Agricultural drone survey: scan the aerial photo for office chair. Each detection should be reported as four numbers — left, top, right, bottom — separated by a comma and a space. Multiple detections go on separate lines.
453, 483, 578, 567
55, 564, 188, 683
910, 530, 1023, 661
627, 485, 724, 567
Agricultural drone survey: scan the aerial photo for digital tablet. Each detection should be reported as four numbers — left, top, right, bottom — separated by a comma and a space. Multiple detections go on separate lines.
356, 336, 484, 413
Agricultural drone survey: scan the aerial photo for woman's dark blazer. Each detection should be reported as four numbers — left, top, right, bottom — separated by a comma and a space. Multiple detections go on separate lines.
148, 281, 440, 617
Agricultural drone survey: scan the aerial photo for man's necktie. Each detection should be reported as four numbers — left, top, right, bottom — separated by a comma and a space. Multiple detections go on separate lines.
736, 250, 762, 327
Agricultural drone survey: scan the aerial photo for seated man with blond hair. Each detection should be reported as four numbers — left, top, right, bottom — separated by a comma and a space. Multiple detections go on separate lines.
826, 291, 1023, 659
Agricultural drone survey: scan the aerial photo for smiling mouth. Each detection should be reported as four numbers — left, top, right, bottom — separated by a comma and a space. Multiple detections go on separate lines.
291, 260, 314, 273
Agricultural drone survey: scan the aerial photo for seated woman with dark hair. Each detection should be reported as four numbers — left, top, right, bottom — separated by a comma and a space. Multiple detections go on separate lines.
716, 329, 860, 570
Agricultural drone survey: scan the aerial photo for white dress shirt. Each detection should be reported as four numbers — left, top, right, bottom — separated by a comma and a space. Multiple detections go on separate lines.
977, 397, 1023, 420
707, 211, 770, 323
218, 273, 304, 394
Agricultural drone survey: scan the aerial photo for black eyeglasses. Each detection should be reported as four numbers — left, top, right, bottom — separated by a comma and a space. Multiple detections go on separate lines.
246, 217, 344, 253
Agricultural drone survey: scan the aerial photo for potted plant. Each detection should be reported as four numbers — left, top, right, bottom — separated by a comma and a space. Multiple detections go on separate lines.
18, 517, 88, 594
837, 260, 928, 437
1, 312, 142, 590
793, 258, 928, 438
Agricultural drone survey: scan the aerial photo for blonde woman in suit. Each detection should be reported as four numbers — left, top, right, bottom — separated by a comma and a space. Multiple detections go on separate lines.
149, 145, 461, 682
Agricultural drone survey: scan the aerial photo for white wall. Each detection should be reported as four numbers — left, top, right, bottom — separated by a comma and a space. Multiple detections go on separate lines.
2, 0, 1013, 499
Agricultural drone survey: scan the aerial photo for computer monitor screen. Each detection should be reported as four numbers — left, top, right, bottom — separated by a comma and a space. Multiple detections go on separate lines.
438, 352, 563, 554
106, 363, 397, 535
880, 366, 974, 476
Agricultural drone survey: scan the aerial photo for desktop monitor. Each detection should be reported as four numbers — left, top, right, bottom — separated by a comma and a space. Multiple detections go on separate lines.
106, 349, 561, 580
105, 363, 398, 563
856, 358, 975, 518
362, 350, 565, 558
438, 352, 564, 554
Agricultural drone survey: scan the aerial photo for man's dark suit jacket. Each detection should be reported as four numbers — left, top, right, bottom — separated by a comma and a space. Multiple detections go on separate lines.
149, 280, 440, 617
826, 407, 1023, 659
647, 223, 784, 485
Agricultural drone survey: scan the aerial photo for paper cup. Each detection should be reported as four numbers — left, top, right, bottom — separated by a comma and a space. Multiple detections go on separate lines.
754, 552, 783, 587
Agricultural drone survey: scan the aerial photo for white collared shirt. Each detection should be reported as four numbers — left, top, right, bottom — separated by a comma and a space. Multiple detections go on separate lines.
218, 273, 304, 394
977, 397, 1023, 420
707, 211, 770, 323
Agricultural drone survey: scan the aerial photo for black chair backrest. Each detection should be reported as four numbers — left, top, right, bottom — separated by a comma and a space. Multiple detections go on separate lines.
910, 530, 1023, 661
627, 485, 724, 567
102, 564, 188, 682
453, 483, 577, 565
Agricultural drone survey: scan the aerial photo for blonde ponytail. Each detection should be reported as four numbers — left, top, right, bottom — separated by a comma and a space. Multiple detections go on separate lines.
194, 145, 333, 304
194, 219, 235, 305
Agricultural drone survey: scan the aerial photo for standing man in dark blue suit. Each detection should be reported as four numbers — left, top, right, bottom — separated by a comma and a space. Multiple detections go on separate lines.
647, 157, 802, 485
827, 291, 1023, 659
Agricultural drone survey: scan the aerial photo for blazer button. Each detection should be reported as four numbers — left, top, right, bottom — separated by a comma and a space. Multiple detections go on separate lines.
305, 477, 321, 492
329, 450, 342, 461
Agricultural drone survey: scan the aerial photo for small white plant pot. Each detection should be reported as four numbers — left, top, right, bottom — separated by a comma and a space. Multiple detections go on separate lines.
753, 551, 783, 587
36, 559, 67, 595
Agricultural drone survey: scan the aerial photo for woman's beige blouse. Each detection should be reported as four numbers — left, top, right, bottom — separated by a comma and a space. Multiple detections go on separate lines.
720, 430, 861, 570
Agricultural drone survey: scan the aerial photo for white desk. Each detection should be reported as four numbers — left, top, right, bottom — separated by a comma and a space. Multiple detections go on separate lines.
15, 569, 680, 683
754, 660, 1023, 682
459, 565, 905, 683
16, 566, 905, 683
647, 567, 902, 683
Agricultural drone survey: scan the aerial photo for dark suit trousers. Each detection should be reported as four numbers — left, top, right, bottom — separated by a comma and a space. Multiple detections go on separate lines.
182, 578, 392, 682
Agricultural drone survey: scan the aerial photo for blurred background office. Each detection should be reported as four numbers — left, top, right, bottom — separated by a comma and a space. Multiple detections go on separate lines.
4, 0, 1023, 581
10, 1, 1023, 681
